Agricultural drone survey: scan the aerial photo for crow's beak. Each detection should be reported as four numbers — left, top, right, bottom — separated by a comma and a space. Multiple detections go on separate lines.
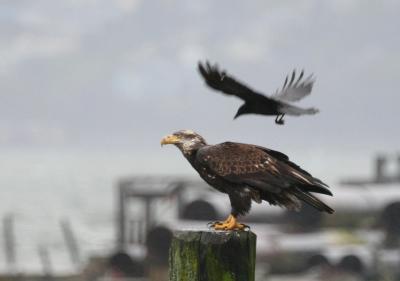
161, 134, 181, 146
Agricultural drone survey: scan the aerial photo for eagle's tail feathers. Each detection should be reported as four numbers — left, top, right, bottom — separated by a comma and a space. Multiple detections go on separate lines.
293, 188, 334, 214
303, 184, 332, 196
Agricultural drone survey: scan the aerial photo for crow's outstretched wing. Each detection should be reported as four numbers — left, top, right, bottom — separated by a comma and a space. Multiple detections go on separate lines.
196, 142, 333, 213
198, 61, 276, 104
273, 70, 315, 102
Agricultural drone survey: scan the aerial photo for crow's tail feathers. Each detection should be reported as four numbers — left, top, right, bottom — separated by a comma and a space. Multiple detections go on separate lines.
280, 104, 320, 116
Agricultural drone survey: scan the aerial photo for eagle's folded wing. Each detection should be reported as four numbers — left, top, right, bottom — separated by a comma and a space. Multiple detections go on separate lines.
196, 142, 333, 213
197, 142, 331, 195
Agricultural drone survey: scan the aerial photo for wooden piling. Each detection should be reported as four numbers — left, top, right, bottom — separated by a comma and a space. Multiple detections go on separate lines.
169, 230, 256, 281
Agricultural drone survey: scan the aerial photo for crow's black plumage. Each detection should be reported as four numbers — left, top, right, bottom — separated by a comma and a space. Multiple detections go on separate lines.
161, 130, 333, 230
198, 61, 319, 125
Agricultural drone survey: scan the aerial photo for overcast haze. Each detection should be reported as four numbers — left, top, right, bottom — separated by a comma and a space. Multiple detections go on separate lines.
1, 0, 399, 181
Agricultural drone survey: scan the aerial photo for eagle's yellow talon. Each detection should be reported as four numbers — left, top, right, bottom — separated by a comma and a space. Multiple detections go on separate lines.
210, 215, 245, 231
208, 215, 234, 228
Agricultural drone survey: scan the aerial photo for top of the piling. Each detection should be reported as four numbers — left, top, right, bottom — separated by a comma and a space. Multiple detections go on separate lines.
173, 229, 257, 245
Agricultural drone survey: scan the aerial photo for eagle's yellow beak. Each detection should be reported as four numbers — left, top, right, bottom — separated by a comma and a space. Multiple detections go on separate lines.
161, 134, 181, 146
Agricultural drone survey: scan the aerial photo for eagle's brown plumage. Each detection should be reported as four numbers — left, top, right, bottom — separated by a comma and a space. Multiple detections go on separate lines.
161, 130, 333, 230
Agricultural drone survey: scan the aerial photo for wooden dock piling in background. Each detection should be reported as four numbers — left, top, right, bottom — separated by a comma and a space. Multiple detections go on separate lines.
169, 230, 256, 281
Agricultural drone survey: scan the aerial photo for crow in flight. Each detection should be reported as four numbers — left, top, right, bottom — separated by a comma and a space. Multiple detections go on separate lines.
198, 61, 319, 125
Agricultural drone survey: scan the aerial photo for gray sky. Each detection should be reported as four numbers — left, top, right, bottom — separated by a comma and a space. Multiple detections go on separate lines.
1, 0, 399, 182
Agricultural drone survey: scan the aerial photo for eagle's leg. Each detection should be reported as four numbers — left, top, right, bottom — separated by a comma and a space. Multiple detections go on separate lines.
275, 114, 285, 125
213, 214, 246, 230
210, 191, 251, 230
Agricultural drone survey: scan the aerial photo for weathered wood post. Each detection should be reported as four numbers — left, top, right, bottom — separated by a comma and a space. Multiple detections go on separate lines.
169, 230, 256, 281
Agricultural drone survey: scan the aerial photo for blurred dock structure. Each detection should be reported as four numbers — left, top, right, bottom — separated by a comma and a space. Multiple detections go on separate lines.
113, 166, 400, 281
3, 214, 17, 274
37, 245, 53, 278
60, 219, 82, 268
117, 178, 186, 251
2, 155, 400, 281
341, 154, 400, 185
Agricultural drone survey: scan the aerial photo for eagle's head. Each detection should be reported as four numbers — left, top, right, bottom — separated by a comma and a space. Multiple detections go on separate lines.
161, 130, 207, 155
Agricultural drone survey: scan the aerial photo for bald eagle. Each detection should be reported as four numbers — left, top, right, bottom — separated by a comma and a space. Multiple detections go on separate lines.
198, 61, 319, 125
161, 130, 333, 230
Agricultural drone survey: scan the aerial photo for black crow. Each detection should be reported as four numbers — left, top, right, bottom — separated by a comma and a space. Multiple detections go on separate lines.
198, 61, 319, 125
